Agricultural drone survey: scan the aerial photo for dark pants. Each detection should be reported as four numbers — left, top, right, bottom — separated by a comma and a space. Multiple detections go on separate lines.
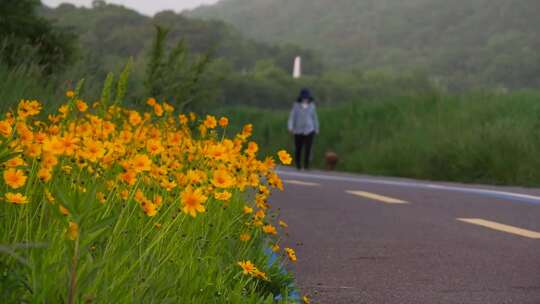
294, 132, 315, 170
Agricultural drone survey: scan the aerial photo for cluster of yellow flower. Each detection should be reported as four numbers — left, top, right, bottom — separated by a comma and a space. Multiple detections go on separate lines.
1, 93, 296, 281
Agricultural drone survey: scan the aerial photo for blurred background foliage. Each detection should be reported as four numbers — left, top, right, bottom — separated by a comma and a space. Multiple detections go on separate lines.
3, 0, 540, 185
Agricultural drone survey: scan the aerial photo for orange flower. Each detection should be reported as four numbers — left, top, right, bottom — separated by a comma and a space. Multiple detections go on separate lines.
214, 191, 232, 201
76, 100, 88, 112
128, 111, 142, 126
82, 139, 105, 162
204, 115, 217, 129
219, 117, 229, 127
59, 205, 70, 216
160, 179, 177, 191
146, 97, 157, 106
67, 221, 79, 240
277, 150, 292, 165
3, 168, 27, 189
243, 206, 253, 214
38, 167, 52, 182
42, 136, 66, 156
4, 156, 25, 168
180, 186, 207, 217
262, 224, 277, 235
246, 142, 258, 156
0, 120, 12, 137
240, 233, 251, 242
285, 247, 297, 262
237, 260, 256, 275
5, 192, 28, 205
146, 139, 163, 155
131, 154, 152, 173
120, 170, 137, 186
211, 169, 234, 189
154, 104, 164, 117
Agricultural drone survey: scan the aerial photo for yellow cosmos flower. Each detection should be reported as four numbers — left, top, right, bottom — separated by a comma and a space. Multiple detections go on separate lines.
58, 205, 70, 216
146, 139, 163, 155
120, 170, 137, 186
279, 220, 288, 228
160, 179, 177, 191
211, 169, 235, 189
67, 221, 79, 240
131, 154, 152, 173
271, 244, 280, 252
82, 139, 105, 162
246, 142, 258, 156
163, 102, 174, 113
240, 233, 251, 242
42, 136, 66, 155
243, 206, 253, 214
285, 247, 297, 262
303, 295, 310, 304
154, 104, 164, 117
66, 90, 75, 98
3, 168, 27, 189
204, 115, 217, 129
141, 201, 158, 217
5, 192, 28, 205
76, 100, 88, 112
38, 167, 52, 182
219, 117, 228, 127
18, 100, 42, 117
214, 191, 232, 201
147, 97, 157, 106
128, 111, 142, 126
277, 150, 292, 165
61, 135, 79, 155
41, 153, 58, 169
180, 186, 207, 218
0, 120, 12, 137
237, 260, 256, 275
262, 224, 277, 235
4, 156, 25, 168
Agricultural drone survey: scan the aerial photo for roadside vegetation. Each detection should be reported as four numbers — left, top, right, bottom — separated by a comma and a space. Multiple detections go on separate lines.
0, 81, 299, 302
223, 91, 540, 187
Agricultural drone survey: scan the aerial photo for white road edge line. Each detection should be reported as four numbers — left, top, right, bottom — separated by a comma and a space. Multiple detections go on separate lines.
276, 170, 540, 205
457, 218, 540, 239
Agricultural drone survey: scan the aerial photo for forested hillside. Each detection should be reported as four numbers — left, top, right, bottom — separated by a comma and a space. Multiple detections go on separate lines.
191, 0, 540, 89
40, 1, 322, 78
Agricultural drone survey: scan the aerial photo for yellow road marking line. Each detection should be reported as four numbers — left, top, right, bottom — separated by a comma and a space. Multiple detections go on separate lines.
284, 180, 320, 187
457, 218, 540, 239
346, 190, 409, 204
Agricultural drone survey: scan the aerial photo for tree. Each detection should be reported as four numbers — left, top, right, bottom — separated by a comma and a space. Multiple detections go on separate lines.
0, 0, 76, 73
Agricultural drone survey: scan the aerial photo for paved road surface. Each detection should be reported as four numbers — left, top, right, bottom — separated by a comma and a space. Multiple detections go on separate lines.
271, 169, 540, 304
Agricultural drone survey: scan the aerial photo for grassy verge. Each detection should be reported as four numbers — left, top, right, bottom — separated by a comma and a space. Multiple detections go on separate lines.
221, 91, 540, 186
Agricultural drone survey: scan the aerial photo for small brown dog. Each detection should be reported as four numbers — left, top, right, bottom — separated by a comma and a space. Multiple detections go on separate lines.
325, 151, 338, 171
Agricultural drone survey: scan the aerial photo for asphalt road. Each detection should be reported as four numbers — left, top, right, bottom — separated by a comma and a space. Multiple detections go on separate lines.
271, 169, 540, 304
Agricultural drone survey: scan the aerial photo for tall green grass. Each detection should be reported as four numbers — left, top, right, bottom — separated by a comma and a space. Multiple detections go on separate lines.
221, 91, 540, 186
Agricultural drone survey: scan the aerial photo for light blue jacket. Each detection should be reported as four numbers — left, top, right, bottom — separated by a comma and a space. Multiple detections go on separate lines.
287, 102, 319, 135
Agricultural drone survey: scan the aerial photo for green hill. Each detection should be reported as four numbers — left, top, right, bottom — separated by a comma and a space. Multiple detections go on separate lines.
191, 0, 540, 89
40, 2, 322, 78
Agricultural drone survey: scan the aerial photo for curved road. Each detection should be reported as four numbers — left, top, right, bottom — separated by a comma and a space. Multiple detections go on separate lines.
272, 169, 540, 304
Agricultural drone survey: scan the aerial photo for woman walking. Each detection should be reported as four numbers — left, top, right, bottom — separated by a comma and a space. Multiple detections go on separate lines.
288, 88, 320, 170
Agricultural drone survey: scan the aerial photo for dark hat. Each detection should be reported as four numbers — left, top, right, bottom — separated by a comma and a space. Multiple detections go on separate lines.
297, 88, 314, 102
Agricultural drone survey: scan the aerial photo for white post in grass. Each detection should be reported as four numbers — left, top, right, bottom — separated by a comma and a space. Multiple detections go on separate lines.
293, 56, 302, 79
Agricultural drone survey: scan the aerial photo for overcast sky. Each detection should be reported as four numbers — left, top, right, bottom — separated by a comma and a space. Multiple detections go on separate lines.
42, 0, 220, 15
